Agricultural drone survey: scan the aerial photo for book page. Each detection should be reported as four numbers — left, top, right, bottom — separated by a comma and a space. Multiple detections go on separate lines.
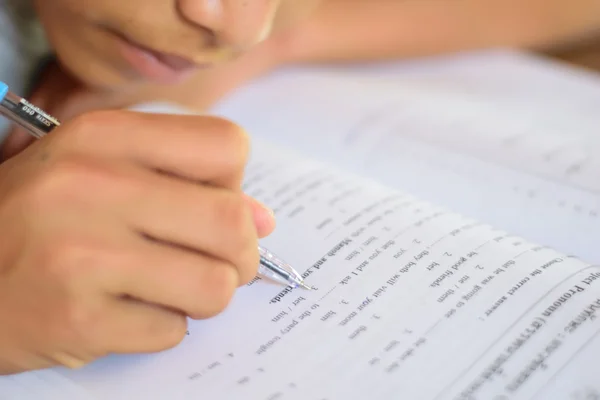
6, 138, 598, 400
209, 50, 600, 264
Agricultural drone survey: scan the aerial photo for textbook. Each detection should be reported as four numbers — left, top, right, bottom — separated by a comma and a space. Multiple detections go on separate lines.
2, 49, 600, 400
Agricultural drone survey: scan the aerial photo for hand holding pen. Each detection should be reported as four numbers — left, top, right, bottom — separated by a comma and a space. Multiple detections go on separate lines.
0, 82, 307, 374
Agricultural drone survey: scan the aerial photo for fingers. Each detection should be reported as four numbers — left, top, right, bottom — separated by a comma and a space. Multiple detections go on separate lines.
105, 240, 250, 319
0, 101, 280, 371
50, 110, 251, 189
99, 298, 188, 355
12, 147, 267, 294
110, 167, 261, 272
51, 299, 187, 366
244, 194, 276, 238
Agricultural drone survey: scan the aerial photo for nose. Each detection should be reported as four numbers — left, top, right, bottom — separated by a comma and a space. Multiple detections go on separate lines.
176, 0, 279, 50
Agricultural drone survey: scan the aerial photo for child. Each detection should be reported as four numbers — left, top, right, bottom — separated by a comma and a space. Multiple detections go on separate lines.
0, 0, 599, 375
0, 0, 285, 375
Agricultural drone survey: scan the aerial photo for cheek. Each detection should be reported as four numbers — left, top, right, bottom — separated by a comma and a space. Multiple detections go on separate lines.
40, 23, 131, 89
272, 0, 322, 30
34, 0, 95, 56
34, 0, 133, 86
223, 0, 319, 46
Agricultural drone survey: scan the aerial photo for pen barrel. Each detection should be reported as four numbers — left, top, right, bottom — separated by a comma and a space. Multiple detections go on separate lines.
258, 246, 304, 288
0, 91, 60, 139
258, 260, 296, 287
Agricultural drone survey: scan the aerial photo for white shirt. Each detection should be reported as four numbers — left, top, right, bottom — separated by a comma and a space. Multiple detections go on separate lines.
0, 0, 49, 142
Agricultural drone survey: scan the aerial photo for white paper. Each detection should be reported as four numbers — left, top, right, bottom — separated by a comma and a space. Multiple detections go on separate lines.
210, 50, 600, 263
7, 138, 598, 400
3, 50, 600, 399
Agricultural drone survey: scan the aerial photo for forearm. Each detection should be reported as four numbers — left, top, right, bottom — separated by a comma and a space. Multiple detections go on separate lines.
274, 0, 600, 63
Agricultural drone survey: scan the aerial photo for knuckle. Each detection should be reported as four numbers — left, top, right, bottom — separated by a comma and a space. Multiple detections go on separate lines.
25, 155, 129, 213
55, 299, 102, 349
25, 156, 92, 210
61, 110, 121, 143
213, 194, 259, 285
159, 316, 188, 349
196, 265, 238, 318
57, 111, 103, 144
217, 194, 253, 236
236, 242, 260, 286
41, 236, 96, 284
217, 119, 250, 169
29, 156, 83, 195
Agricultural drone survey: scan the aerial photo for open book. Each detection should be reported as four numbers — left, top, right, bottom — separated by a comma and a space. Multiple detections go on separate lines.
2, 50, 599, 400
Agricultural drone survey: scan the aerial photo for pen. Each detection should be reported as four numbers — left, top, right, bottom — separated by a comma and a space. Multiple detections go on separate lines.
0, 81, 312, 291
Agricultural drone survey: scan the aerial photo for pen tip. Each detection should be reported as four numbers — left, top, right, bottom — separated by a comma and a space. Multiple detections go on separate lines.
298, 281, 313, 290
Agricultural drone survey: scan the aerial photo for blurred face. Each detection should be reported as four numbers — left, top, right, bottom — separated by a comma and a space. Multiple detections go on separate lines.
33, 0, 318, 90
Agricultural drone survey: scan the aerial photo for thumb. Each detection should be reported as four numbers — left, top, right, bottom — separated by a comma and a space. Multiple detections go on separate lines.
243, 194, 276, 238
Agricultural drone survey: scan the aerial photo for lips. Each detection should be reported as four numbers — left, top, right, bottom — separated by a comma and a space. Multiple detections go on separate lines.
153, 52, 197, 71
115, 32, 205, 84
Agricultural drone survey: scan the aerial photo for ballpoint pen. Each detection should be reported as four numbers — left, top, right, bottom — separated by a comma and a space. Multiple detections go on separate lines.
0, 81, 312, 291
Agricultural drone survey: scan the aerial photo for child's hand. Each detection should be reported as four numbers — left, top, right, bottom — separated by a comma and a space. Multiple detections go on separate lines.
0, 110, 275, 374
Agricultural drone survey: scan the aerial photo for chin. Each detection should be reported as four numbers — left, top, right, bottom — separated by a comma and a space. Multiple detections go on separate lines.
65, 62, 140, 91
52, 50, 128, 91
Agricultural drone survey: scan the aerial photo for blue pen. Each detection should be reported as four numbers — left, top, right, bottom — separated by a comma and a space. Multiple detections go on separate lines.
0, 80, 312, 291
0, 81, 60, 138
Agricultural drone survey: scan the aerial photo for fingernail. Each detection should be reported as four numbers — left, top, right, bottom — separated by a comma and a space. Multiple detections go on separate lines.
263, 202, 275, 217
243, 193, 276, 222
243, 194, 276, 238
257, 199, 275, 219
54, 353, 88, 370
